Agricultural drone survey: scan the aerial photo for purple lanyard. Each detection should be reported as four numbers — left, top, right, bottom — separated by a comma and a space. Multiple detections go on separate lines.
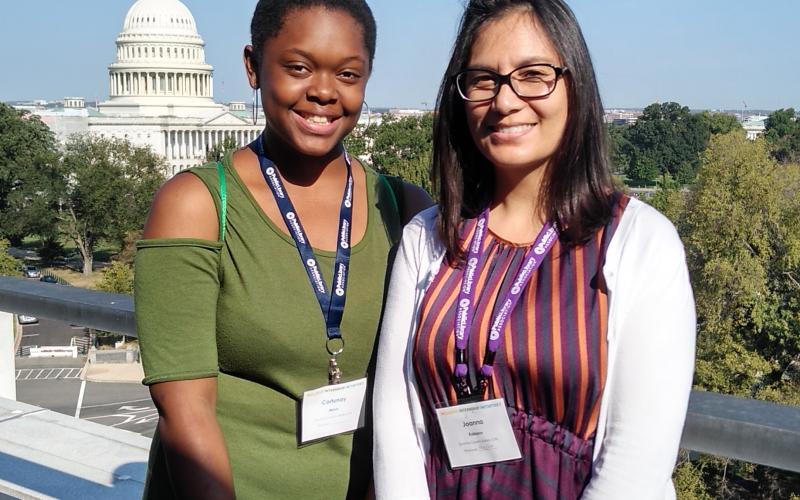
454, 209, 559, 399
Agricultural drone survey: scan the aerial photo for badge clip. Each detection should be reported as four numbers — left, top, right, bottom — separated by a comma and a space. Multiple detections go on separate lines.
328, 356, 342, 385
455, 375, 490, 403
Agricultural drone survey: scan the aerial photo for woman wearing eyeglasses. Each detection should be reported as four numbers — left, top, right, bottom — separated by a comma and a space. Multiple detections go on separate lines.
373, 0, 696, 499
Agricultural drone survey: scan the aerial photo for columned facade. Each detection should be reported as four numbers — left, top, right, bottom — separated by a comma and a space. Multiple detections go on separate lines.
160, 127, 261, 175
87, 0, 263, 177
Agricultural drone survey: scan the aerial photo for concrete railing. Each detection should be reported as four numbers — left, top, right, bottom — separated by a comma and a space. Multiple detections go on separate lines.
1, 276, 800, 474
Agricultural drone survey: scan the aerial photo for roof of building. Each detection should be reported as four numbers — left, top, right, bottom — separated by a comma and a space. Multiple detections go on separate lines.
122, 0, 198, 37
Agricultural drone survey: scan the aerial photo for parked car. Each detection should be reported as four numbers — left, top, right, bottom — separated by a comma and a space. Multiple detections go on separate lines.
18, 315, 38, 325
40, 275, 59, 284
22, 265, 41, 279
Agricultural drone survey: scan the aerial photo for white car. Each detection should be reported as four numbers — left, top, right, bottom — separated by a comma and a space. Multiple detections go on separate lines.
22, 265, 41, 279
18, 315, 38, 325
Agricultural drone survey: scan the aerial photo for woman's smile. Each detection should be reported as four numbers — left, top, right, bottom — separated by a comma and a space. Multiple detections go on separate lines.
292, 109, 342, 136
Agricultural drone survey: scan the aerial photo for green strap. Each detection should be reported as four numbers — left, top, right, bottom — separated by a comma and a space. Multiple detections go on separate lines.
216, 161, 227, 241
378, 174, 404, 245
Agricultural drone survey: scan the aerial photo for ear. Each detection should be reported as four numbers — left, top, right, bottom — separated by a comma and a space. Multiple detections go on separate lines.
243, 45, 259, 89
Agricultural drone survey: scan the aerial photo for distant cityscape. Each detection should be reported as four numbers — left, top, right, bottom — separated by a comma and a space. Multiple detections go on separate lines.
3, 0, 796, 177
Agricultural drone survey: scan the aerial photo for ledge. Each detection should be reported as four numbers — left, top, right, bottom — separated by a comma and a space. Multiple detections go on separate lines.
0, 398, 150, 499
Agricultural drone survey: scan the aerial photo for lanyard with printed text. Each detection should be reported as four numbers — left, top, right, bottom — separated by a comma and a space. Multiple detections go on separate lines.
454, 210, 558, 400
250, 135, 354, 384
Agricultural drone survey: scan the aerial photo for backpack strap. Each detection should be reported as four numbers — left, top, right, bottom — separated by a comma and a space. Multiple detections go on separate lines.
378, 174, 405, 245
216, 161, 227, 241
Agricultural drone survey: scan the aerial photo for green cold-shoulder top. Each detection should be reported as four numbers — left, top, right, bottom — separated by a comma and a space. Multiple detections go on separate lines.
134, 151, 404, 499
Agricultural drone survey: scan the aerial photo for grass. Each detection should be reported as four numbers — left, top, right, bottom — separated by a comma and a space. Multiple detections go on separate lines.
46, 267, 103, 289
17, 235, 117, 290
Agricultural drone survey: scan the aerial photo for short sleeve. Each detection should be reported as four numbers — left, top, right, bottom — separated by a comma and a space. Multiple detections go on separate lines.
134, 238, 224, 385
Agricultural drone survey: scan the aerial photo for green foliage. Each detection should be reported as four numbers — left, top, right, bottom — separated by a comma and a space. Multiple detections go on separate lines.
58, 134, 166, 275
697, 111, 742, 136
37, 236, 65, 264
764, 108, 800, 163
607, 124, 633, 175
343, 123, 374, 161
96, 261, 134, 295
648, 173, 686, 226
685, 133, 800, 397
0, 238, 21, 277
679, 132, 800, 496
622, 102, 711, 185
673, 453, 713, 500
204, 136, 238, 163
0, 103, 61, 243
346, 113, 434, 195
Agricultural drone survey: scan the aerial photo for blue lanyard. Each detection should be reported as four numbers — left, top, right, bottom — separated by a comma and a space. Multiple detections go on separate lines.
249, 136, 353, 355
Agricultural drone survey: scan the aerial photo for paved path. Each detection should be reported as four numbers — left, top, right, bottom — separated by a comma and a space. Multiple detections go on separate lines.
15, 367, 83, 381
15, 360, 157, 438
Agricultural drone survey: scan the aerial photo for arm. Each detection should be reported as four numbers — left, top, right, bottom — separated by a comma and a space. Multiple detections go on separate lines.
400, 182, 435, 225
142, 173, 235, 499
150, 380, 234, 498
582, 204, 696, 500
373, 214, 433, 500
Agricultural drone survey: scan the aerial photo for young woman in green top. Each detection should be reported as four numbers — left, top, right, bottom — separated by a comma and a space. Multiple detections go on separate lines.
135, 1, 431, 498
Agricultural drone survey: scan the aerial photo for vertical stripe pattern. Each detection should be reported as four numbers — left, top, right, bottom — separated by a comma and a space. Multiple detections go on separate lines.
413, 194, 629, 500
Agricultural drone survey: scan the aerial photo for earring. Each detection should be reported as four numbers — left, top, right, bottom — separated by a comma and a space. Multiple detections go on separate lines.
361, 100, 372, 129
252, 87, 259, 125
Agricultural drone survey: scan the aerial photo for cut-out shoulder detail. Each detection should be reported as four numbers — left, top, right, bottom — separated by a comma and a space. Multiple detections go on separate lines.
143, 172, 218, 240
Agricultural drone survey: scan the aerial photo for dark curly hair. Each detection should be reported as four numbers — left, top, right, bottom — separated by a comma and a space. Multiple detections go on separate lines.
250, 0, 377, 68
433, 0, 614, 262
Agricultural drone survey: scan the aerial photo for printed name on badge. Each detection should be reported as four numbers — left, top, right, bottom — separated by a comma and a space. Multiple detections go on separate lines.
435, 398, 521, 469
299, 377, 367, 444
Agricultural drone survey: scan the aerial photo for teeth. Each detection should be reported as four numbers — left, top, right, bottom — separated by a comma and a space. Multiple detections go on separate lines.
304, 115, 332, 124
495, 124, 533, 133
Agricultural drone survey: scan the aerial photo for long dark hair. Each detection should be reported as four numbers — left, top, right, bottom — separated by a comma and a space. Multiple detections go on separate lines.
433, 0, 614, 262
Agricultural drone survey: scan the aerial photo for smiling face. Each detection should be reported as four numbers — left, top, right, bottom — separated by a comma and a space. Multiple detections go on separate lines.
245, 6, 370, 158
464, 9, 569, 173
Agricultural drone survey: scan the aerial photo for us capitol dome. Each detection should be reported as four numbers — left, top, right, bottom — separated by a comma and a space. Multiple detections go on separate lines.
51, 0, 261, 175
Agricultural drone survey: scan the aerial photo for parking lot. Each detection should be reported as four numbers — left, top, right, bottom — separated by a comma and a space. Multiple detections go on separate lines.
15, 356, 157, 439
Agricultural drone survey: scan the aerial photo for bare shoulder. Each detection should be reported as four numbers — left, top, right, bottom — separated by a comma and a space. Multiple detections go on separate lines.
143, 172, 218, 240
401, 181, 435, 225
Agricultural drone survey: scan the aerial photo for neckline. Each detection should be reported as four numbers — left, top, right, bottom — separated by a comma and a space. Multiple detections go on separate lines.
222, 150, 374, 258
485, 227, 536, 248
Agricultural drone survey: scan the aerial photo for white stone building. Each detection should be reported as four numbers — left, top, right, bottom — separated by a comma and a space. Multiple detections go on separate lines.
32, 0, 262, 176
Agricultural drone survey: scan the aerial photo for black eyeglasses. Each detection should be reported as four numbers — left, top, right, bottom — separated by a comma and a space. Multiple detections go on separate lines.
455, 63, 568, 102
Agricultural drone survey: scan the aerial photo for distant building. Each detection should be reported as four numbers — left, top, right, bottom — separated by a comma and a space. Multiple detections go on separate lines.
20, 0, 262, 176
742, 115, 768, 140
604, 109, 642, 126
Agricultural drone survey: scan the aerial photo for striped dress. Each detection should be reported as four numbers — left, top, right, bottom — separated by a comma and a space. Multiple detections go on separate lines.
413, 194, 629, 500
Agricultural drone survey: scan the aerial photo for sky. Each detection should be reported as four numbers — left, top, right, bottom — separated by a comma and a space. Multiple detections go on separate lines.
0, 0, 798, 111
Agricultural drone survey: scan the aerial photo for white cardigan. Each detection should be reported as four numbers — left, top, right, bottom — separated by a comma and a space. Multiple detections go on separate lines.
373, 199, 696, 500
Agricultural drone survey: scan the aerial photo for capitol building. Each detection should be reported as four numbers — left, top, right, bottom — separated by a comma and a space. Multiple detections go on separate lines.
29, 0, 262, 176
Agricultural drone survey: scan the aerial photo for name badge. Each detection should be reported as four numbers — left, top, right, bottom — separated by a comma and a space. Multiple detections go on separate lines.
299, 377, 367, 445
434, 398, 521, 469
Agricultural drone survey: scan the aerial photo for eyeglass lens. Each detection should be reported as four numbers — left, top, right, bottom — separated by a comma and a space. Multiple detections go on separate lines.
458, 65, 559, 101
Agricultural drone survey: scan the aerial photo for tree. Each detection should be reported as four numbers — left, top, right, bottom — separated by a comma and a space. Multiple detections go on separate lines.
58, 135, 166, 275
624, 102, 710, 185
0, 238, 21, 277
204, 136, 238, 163
370, 113, 434, 194
685, 132, 800, 397
647, 172, 685, 226
0, 103, 60, 243
697, 111, 743, 136
675, 132, 800, 498
764, 108, 800, 164
343, 122, 377, 162
96, 261, 134, 294
607, 123, 633, 176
